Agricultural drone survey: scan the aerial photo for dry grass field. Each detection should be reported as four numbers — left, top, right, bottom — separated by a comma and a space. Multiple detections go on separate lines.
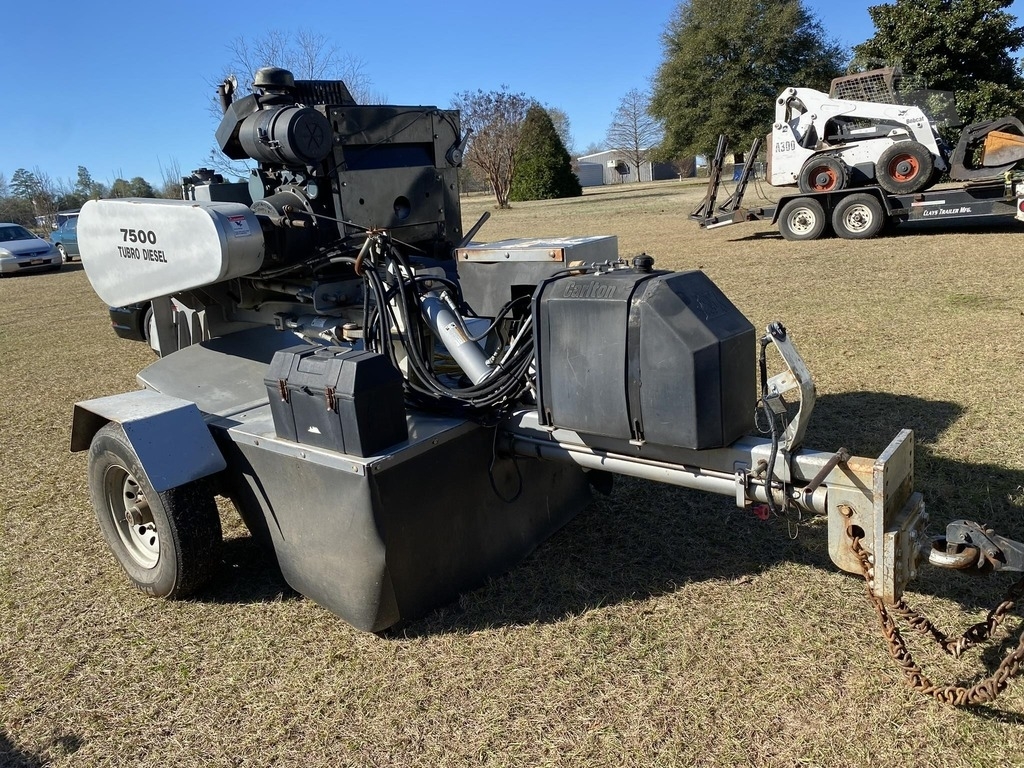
3, 179, 1024, 766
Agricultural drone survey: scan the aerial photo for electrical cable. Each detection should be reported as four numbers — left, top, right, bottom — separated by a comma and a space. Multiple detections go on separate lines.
463, 295, 531, 342
758, 334, 782, 517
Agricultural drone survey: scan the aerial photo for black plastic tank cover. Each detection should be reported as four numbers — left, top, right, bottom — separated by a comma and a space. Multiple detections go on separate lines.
533, 268, 755, 450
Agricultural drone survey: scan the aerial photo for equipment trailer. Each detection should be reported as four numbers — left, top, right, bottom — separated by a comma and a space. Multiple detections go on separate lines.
693, 135, 1024, 240
70, 69, 1024, 706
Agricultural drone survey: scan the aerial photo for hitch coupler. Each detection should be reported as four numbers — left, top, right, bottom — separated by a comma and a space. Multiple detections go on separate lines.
929, 520, 1024, 573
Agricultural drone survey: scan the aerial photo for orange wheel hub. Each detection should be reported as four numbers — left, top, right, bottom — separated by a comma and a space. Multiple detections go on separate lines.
887, 154, 920, 181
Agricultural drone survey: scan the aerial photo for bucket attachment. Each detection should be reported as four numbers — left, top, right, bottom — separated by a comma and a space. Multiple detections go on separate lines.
980, 130, 1024, 167
948, 117, 1024, 181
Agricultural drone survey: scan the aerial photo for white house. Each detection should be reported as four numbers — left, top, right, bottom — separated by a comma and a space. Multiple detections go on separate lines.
576, 150, 693, 186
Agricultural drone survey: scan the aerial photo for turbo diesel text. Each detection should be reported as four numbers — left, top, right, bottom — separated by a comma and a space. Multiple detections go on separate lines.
118, 245, 168, 262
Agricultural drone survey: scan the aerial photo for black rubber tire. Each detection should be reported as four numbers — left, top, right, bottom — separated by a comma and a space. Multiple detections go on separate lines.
142, 304, 154, 342
797, 155, 848, 193
876, 141, 935, 194
87, 422, 221, 598
831, 193, 885, 240
777, 198, 828, 241
56, 244, 69, 263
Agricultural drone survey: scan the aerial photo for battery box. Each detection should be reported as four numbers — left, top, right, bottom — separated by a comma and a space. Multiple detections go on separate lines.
533, 266, 756, 450
264, 345, 408, 457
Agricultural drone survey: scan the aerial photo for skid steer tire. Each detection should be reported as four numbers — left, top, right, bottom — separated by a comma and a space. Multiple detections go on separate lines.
876, 141, 935, 194
88, 422, 222, 599
798, 155, 848, 193
778, 198, 828, 241
831, 193, 885, 240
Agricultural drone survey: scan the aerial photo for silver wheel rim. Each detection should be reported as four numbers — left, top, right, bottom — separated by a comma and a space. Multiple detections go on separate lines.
842, 204, 874, 234
102, 465, 159, 569
787, 207, 817, 235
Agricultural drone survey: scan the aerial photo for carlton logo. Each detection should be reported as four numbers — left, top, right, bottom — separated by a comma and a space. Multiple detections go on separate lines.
562, 280, 619, 299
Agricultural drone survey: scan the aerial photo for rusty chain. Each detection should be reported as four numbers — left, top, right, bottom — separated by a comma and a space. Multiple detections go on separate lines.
846, 516, 1024, 706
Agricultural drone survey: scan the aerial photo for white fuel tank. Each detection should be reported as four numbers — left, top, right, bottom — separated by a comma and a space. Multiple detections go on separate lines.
78, 198, 265, 306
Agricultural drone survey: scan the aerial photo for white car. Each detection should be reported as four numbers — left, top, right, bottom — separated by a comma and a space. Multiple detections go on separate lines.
0, 224, 62, 276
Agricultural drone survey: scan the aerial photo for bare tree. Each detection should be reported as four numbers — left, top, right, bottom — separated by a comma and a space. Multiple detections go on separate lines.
221, 29, 378, 103
545, 106, 575, 158
202, 149, 249, 181
36, 168, 60, 219
158, 157, 184, 199
605, 89, 662, 182
451, 87, 532, 209
51, 176, 79, 210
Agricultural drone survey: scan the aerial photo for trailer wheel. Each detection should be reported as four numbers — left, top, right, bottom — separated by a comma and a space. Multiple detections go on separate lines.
876, 141, 935, 194
778, 198, 828, 241
88, 423, 222, 599
798, 155, 848, 193
831, 193, 885, 239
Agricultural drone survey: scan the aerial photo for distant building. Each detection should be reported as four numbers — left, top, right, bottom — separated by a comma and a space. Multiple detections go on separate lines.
576, 150, 693, 186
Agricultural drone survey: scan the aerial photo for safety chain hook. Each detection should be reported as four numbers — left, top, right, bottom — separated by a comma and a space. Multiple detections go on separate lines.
840, 505, 1024, 706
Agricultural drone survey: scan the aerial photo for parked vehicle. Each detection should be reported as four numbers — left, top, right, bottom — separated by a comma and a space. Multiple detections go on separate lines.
769, 68, 1024, 195
108, 302, 152, 342
0, 223, 62, 275
692, 135, 1024, 241
770, 85, 948, 194
51, 213, 80, 262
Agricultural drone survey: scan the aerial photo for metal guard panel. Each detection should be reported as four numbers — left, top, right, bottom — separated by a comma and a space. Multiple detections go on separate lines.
71, 389, 225, 492
78, 198, 264, 307
224, 418, 592, 631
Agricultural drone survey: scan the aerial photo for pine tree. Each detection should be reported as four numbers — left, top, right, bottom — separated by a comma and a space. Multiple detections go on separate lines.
509, 106, 582, 202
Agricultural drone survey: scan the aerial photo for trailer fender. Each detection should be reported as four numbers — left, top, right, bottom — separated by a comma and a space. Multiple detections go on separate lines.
70, 389, 226, 492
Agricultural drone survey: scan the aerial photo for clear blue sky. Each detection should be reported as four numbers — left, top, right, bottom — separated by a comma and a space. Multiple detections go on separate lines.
4, 0, 1023, 189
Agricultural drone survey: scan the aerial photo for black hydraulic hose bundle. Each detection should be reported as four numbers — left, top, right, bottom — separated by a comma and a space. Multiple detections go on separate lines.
357, 234, 537, 416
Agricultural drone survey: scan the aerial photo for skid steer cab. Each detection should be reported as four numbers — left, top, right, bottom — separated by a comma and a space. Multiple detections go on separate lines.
70, 66, 1024, 707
